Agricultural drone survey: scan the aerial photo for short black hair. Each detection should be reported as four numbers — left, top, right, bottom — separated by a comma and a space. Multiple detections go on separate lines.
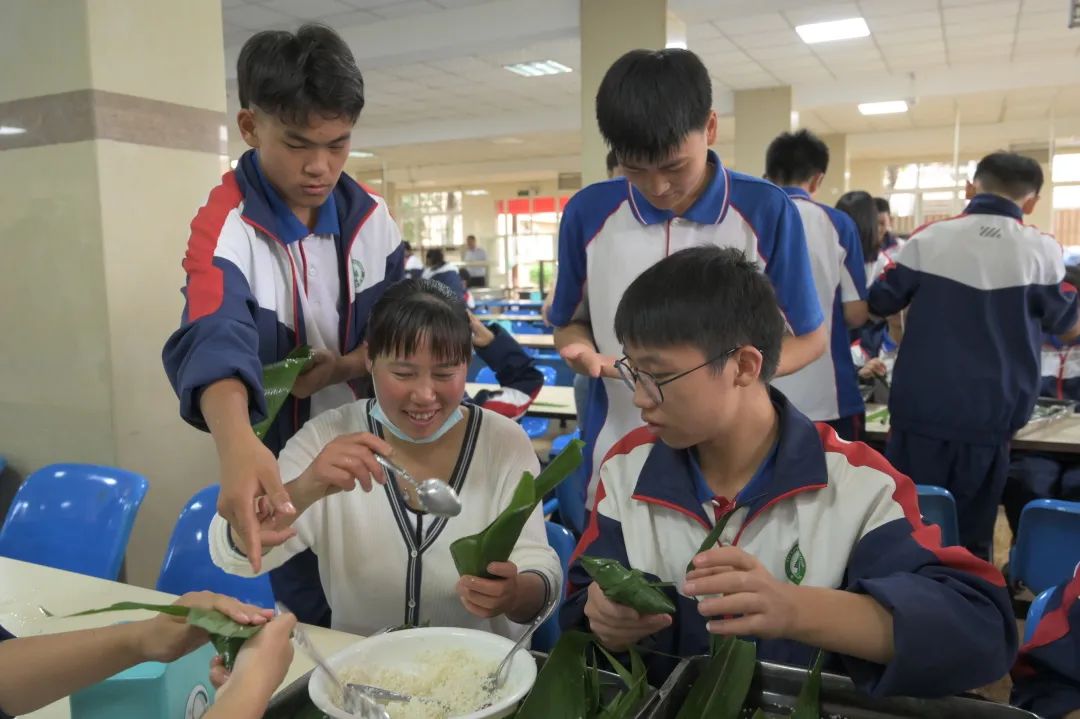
1065, 264, 1080, 290
597, 49, 712, 165
764, 129, 829, 186
425, 248, 445, 267
614, 247, 783, 383
874, 197, 891, 215
606, 149, 619, 177
974, 151, 1044, 199
237, 24, 365, 126
836, 191, 880, 264
367, 279, 471, 366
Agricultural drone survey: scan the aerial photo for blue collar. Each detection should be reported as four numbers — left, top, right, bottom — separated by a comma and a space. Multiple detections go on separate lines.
632, 388, 829, 528
688, 441, 778, 508
628, 150, 731, 226
251, 153, 340, 244
782, 186, 813, 201
964, 193, 1024, 221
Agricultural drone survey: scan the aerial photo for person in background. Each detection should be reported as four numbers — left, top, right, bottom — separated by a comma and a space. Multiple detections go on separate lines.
765, 130, 868, 441
469, 313, 544, 420
868, 151, 1080, 561
550, 48, 824, 509
404, 241, 425, 279
161, 24, 403, 626
1011, 562, 1080, 719
463, 235, 488, 288
1002, 265, 1080, 537
875, 196, 901, 253
562, 246, 1017, 691
423, 248, 466, 299
837, 191, 882, 285
457, 268, 476, 309
0, 593, 292, 719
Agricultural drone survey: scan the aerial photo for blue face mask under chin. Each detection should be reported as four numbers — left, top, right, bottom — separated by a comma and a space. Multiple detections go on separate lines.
370, 395, 465, 444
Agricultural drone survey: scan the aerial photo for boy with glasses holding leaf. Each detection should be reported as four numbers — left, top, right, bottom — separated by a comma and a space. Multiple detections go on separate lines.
561, 246, 1016, 696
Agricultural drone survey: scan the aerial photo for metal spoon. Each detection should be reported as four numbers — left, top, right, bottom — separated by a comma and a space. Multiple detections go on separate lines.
279, 606, 389, 719
374, 453, 462, 517
346, 682, 452, 712
483, 590, 559, 694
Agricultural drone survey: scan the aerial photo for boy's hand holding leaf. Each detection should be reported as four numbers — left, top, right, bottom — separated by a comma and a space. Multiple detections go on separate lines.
683, 545, 797, 640
584, 581, 672, 652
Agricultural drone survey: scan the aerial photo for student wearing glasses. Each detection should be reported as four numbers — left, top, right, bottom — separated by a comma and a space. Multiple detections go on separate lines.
560, 247, 1016, 695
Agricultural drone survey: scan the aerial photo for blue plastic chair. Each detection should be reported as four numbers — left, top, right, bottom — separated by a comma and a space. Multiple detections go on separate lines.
537, 365, 558, 387
533, 521, 576, 652
1023, 585, 1058, 644
476, 366, 498, 384
521, 417, 551, 439
916, 485, 960, 547
549, 429, 582, 463
0, 463, 149, 580
512, 322, 544, 336
157, 485, 275, 608
1010, 499, 1080, 594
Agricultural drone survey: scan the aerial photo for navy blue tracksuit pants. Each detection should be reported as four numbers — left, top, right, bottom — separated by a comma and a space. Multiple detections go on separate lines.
885, 429, 1010, 561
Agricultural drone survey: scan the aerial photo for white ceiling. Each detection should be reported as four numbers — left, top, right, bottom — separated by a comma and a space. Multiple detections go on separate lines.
219, 0, 1080, 181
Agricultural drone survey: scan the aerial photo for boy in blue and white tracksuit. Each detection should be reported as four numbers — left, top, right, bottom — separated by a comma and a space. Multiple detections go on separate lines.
765, 130, 868, 441
868, 152, 1080, 560
162, 26, 403, 626
561, 246, 1016, 694
1011, 563, 1080, 718
551, 51, 824, 511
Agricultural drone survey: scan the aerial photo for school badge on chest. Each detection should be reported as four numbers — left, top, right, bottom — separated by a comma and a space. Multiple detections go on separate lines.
785, 542, 806, 585
352, 257, 366, 292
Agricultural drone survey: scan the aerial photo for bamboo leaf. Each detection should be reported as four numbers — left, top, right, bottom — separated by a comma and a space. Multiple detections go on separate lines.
253, 345, 314, 439
686, 508, 740, 575
69, 602, 191, 618
451, 440, 584, 579
580, 556, 676, 615
187, 607, 262, 639
790, 650, 825, 719
514, 631, 593, 719
674, 635, 757, 719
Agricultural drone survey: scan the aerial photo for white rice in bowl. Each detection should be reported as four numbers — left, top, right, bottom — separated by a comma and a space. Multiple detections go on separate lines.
340, 648, 501, 719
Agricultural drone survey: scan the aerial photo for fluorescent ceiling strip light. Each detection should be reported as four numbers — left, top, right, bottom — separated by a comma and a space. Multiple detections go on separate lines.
796, 17, 870, 44
504, 60, 573, 77
858, 100, 909, 115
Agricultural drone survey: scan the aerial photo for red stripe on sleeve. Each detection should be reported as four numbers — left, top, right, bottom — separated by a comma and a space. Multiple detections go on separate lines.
182, 172, 243, 321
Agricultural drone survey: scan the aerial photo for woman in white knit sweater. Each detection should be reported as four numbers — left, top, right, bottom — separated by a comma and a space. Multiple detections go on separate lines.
209, 279, 561, 640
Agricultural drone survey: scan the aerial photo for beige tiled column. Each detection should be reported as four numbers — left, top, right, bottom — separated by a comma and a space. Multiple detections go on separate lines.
819, 133, 850, 205
579, 0, 668, 186
0, 0, 228, 586
733, 86, 793, 177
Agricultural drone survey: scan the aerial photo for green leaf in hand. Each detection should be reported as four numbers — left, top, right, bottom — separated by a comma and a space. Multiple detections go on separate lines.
580, 556, 676, 615
686, 508, 739, 575
254, 345, 314, 439
69, 602, 262, 671
451, 439, 584, 578
514, 630, 593, 719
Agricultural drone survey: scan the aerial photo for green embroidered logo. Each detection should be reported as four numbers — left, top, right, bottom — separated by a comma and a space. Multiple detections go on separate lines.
785, 542, 806, 585
351, 257, 366, 292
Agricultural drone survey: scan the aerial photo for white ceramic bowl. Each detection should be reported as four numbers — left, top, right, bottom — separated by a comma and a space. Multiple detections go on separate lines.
308, 627, 537, 719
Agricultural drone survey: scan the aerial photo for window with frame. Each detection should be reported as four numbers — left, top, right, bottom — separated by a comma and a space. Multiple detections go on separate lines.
398, 191, 464, 249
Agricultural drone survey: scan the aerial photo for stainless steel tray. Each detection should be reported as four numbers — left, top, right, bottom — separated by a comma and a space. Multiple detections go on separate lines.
262, 649, 657, 718
645, 656, 1040, 718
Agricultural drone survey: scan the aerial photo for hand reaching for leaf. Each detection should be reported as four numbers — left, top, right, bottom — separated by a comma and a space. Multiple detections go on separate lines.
138, 592, 274, 664
584, 581, 672, 652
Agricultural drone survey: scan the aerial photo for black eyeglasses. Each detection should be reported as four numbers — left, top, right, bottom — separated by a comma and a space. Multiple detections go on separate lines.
615, 347, 739, 405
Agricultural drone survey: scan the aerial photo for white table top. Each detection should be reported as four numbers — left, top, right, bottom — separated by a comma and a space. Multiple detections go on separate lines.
0, 557, 359, 719
479, 313, 545, 322
468, 383, 577, 420
511, 334, 555, 349
864, 404, 1080, 454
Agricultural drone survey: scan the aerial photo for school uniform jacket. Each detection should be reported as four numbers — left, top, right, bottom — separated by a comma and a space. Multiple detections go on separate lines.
868, 194, 1078, 445
1011, 564, 1080, 718
471, 324, 544, 420
162, 149, 404, 454
561, 388, 1017, 696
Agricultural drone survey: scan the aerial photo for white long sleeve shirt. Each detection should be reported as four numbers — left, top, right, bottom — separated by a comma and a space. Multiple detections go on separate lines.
210, 401, 561, 639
